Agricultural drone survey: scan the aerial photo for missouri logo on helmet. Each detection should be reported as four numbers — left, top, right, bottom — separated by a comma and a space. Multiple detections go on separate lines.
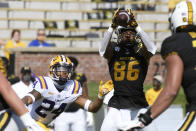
170, 1, 196, 32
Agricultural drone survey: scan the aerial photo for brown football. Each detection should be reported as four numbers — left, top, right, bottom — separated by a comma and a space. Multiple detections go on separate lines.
114, 10, 131, 27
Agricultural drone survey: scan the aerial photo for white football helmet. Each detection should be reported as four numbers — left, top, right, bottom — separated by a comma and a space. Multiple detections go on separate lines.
170, 1, 196, 32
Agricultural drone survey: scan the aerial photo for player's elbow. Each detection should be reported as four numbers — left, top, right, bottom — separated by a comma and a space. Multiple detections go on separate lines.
167, 89, 178, 98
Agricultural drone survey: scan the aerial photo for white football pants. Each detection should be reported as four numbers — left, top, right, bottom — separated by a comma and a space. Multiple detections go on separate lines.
101, 107, 157, 131
55, 109, 86, 131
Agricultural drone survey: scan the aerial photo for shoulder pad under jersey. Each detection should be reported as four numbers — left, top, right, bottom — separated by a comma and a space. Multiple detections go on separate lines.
65, 80, 82, 96
33, 76, 53, 93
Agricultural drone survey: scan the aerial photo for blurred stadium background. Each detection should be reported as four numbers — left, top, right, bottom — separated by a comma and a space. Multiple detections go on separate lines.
0, 0, 187, 130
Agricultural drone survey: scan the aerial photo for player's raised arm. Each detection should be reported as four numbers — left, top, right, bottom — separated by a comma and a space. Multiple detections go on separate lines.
0, 71, 29, 116
74, 80, 114, 113
99, 9, 120, 59
128, 9, 157, 55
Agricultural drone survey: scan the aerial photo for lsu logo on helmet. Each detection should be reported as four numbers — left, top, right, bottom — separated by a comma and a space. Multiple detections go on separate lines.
49, 55, 73, 86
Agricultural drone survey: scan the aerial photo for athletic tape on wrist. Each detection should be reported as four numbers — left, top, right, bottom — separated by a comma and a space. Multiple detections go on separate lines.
26, 93, 35, 103
84, 99, 92, 111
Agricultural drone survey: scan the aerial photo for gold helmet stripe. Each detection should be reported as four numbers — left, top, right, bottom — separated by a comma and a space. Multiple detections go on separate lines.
65, 57, 72, 64
187, 1, 193, 25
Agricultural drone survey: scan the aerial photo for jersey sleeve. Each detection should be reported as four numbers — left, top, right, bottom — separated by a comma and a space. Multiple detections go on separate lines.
66, 80, 82, 103
33, 76, 48, 94
161, 35, 179, 59
99, 27, 114, 57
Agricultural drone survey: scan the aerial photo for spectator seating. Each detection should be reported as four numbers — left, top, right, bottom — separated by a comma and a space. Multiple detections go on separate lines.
0, 0, 170, 49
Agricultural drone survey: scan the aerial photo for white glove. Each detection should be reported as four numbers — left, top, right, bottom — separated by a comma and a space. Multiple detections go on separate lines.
20, 112, 45, 131
86, 111, 94, 127
118, 119, 143, 131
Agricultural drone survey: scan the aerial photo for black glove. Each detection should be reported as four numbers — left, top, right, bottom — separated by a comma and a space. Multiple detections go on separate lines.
127, 9, 138, 29
138, 108, 153, 126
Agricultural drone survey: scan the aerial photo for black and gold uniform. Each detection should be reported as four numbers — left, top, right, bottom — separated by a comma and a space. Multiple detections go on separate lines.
66, 72, 87, 112
0, 95, 9, 111
161, 31, 196, 112
0, 75, 11, 130
0, 57, 19, 85
106, 41, 152, 109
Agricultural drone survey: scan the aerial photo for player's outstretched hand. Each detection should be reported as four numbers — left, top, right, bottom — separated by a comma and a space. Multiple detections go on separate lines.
111, 8, 120, 29
127, 9, 138, 29
98, 80, 114, 99
20, 112, 45, 131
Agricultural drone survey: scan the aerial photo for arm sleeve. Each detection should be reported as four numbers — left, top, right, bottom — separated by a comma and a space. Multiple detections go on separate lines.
136, 26, 157, 54
99, 26, 114, 57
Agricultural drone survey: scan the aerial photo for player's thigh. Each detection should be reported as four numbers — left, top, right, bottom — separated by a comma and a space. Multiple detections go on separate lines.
55, 111, 83, 131
55, 112, 72, 125
71, 121, 86, 131
176, 111, 196, 131
71, 109, 86, 131
54, 123, 69, 131
101, 107, 121, 131
54, 113, 70, 131
0, 109, 24, 131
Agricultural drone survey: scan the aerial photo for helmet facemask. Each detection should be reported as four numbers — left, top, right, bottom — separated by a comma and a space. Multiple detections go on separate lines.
121, 30, 137, 44
51, 63, 73, 85
116, 26, 137, 46
116, 26, 138, 55
49, 55, 73, 88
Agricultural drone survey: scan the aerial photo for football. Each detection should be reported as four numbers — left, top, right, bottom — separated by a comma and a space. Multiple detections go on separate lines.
114, 10, 131, 27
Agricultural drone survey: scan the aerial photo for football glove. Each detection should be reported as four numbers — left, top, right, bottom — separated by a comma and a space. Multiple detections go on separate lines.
138, 108, 153, 126
20, 112, 45, 131
118, 108, 153, 131
127, 9, 138, 29
98, 80, 114, 99
111, 8, 120, 29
